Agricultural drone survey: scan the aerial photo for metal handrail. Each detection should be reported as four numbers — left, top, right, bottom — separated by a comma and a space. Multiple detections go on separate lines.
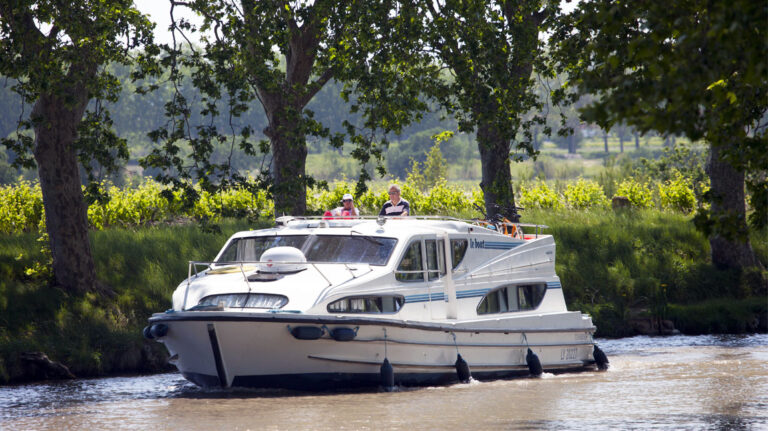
273, 214, 549, 232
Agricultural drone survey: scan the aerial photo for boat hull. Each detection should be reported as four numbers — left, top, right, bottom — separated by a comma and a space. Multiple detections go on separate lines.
149, 312, 598, 389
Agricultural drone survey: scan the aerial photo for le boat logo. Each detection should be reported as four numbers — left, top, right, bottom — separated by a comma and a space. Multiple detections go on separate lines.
470, 239, 485, 249
470, 239, 520, 250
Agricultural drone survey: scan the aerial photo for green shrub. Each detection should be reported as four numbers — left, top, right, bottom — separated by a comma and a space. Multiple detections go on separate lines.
519, 181, 564, 209
615, 178, 654, 209
563, 178, 609, 209
0, 181, 43, 234
658, 171, 697, 213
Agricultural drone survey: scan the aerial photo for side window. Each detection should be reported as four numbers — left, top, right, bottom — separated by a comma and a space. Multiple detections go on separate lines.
450, 239, 468, 269
517, 284, 546, 310
396, 241, 424, 282
477, 284, 547, 315
425, 239, 446, 281
327, 296, 404, 313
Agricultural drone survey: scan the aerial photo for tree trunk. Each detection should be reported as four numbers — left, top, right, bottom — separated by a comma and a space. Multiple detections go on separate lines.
634, 132, 640, 149
603, 132, 609, 152
706, 142, 760, 269
265, 112, 308, 216
32, 92, 97, 293
245, 10, 328, 217
619, 135, 624, 152
567, 134, 576, 154
477, 123, 515, 220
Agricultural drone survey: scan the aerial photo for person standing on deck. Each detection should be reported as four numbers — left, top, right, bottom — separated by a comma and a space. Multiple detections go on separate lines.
379, 184, 410, 216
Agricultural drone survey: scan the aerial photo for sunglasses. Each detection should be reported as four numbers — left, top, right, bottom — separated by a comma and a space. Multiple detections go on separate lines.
388, 191, 399, 195
343, 199, 352, 202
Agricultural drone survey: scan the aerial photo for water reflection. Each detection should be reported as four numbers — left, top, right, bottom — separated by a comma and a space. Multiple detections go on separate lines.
1, 334, 766, 430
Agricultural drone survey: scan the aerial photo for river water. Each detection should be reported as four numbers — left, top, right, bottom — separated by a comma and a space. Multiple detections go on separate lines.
2, 334, 767, 430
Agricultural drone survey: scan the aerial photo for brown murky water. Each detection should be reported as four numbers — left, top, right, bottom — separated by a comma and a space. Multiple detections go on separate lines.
2, 334, 767, 430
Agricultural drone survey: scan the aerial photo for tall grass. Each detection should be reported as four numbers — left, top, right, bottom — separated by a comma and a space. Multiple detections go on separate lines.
0, 219, 261, 381
522, 208, 766, 336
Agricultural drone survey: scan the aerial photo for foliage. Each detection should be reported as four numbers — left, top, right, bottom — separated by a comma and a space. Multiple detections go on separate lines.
422, 138, 450, 190
615, 179, 654, 209
419, 0, 563, 218
552, 0, 768, 270
142, 0, 437, 216
0, 0, 157, 292
529, 207, 766, 336
0, 174, 729, 235
405, 135, 450, 192
563, 178, 609, 209
518, 181, 564, 210
658, 172, 697, 214
0, 181, 43, 234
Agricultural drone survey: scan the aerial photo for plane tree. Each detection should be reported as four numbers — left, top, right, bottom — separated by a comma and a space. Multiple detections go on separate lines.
145, 0, 435, 215
0, 0, 155, 293
421, 0, 561, 219
552, 0, 766, 269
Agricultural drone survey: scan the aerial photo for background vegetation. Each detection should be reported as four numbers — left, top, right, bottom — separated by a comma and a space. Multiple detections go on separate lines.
0, 168, 765, 383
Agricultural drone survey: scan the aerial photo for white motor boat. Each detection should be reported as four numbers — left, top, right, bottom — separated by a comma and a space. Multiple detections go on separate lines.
145, 215, 608, 389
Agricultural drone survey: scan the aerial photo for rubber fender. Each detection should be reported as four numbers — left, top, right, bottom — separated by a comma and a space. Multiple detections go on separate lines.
455, 354, 471, 383
142, 326, 154, 340
380, 358, 395, 391
290, 326, 324, 340
594, 345, 610, 371
330, 327, 356, 342
526, 348, 543, 376
150, 323, 169, 338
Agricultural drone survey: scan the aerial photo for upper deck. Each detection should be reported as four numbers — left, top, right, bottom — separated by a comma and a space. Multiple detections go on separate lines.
226, 215, 549, 243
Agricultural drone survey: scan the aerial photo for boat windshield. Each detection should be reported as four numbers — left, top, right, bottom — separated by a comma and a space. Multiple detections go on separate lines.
215, 235, 397, 266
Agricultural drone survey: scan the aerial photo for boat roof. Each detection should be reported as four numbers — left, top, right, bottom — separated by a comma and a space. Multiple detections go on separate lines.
227, 216, 549, 240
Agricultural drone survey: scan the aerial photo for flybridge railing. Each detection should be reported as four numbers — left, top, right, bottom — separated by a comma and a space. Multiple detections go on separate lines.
274, 215, 549, 237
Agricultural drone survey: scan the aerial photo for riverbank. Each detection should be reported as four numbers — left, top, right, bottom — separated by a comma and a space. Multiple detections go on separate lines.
0, 212, 765, 384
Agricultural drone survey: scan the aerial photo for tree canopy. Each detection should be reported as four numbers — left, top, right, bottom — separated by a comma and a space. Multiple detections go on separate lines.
552, 0, 767, 269
420, 0, 561, 219
142, 0, 436, 215
0, 0, 155, 292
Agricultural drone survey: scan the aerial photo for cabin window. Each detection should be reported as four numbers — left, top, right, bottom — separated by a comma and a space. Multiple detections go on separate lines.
396, 241, 424, 282
197, 293, 288, 309
303, 235, 397, 265
327, 296, 404, 313
425, 239, 446, 281
450, 239, 468, 269
217, 236, 308, 263
476, 284, 546, 315
215, 235, 396, 265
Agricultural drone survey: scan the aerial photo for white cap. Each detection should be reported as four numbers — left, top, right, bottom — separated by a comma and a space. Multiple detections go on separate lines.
342, 194, 353, 201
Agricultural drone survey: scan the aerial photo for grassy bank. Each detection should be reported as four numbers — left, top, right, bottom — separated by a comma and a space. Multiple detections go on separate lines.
0, 219, 262, 383
525, 208, 767, 337
0, 211, 765, 384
